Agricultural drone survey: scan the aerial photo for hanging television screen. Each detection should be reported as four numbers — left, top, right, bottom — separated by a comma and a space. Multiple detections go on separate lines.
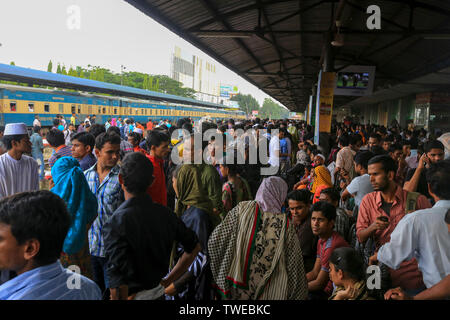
334, 65, 376, 96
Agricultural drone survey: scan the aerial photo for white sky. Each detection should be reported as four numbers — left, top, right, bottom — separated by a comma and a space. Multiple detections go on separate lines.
0, 0, 288, 109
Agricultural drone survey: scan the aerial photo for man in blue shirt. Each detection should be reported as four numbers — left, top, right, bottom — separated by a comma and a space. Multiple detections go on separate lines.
0, 190, 101, 300
84, 132, 123, 298
30, 126, 44, 180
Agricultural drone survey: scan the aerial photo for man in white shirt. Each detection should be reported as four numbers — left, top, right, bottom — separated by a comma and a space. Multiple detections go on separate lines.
369, 160, 450, 291
32, 115, 41, 128
268, 128, 283, 175
0, 123, 39, 200
341, 150, 374, 207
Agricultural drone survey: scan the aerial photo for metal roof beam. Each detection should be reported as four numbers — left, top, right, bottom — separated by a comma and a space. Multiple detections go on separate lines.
247, 71, 315, 77
192, 29, 450, 36
186, 0, 298, 31
260, 1, 296, 100
197, 0, 282, 92
264, 0, 339, 29
245, 56, 320, 73
380, 0, 450, 19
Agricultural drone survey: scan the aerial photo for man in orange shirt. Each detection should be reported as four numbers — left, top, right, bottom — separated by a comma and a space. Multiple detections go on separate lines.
136, 122, 145, 132
146, 118, 153, 131
357, 155, 431, 295
128, 129, 147, 155
145, 130, 170, 206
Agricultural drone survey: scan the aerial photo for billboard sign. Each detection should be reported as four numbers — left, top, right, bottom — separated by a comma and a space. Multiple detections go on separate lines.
220, 84, 239, 98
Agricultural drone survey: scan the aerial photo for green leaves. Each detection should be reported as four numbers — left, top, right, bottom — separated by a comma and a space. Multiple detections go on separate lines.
259, 98, 289, 119
230, 93, 260, 114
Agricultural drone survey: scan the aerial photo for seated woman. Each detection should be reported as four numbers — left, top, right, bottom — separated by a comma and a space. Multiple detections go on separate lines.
310, 165, 333, 203
328, 247, 373, 300
219, 160, 252, 214
50, 156, 98, 279
208, 176, 308, 300
295, 165, 313, 190
170, 164, 214, 300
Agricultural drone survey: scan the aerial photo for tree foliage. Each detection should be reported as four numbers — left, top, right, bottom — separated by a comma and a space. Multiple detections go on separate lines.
259, 98, 289, 119
47, 63, 196, 98
230, 93, 260, 114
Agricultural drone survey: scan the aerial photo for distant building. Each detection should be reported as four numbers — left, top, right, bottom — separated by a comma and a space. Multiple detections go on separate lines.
170, 46, 238, 105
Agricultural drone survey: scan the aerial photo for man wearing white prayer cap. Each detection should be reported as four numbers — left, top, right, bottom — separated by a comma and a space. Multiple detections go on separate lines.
0, 123, 39, 200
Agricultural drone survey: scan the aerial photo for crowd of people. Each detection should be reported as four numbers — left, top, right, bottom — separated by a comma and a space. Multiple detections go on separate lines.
0, 114, 448, 300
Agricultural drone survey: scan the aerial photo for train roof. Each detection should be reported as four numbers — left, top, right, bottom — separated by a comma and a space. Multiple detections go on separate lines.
0, 63, 229, 110
0, 83, 244, 113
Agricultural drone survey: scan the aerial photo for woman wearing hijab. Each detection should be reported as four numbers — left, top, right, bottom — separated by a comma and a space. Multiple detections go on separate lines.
208, 176, 308, 300
311, 165, 333, 204
169, 164, 214, 300
50, 156, 98, 279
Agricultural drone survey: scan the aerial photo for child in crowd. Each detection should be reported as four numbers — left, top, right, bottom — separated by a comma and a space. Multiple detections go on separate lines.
328, 247, 373, 300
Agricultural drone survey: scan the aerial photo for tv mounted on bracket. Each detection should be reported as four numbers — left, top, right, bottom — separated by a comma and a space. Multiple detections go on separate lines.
334, 65, 376, 97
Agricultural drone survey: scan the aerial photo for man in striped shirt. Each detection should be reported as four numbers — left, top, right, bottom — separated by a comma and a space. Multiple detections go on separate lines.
47, 129, 73, 168
0, 191, 101, 300
85, 132, 123, 298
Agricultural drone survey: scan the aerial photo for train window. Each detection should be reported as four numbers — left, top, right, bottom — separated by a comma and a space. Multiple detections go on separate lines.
129, 108, 132, 115
98, 107, 101, 114
114, 108, 117, 115
88, 106, 93, 114
59, 104, 64, 113
102, 108, 106, 114
150, 109, 152, 115
141, 109, 144, 115
77, 105, 81, 114
44, 104, 50, 112
28, 103, 34, 112
10, 102, 16, 112
71, 105, 76, 114
135, 109, 138, 115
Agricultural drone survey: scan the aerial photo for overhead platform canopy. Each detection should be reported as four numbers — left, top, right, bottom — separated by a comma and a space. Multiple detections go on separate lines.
124, 0, 450, 112
0, 63, 228, 109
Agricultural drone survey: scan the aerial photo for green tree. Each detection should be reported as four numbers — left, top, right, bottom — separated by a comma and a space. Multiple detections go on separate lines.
45, 62, 195, 98
61, 65, 67, 75
47, 60, 53, 72
259, 98, 289, 119
10, 61, 15, 66
143, 74, 149, 90
230, 93, 260, 114
96, 68, 105, 82
68, 67, 76, 77
56, 64, 62, 74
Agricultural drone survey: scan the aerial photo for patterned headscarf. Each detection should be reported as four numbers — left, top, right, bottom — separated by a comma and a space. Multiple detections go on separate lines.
255, 176, 288, 213
311, 165, 332, 194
